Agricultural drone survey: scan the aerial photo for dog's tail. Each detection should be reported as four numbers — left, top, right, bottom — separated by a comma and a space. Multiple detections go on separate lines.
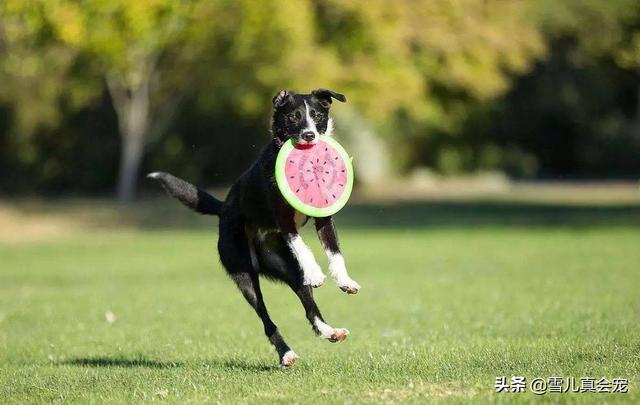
147, 172, 223, 216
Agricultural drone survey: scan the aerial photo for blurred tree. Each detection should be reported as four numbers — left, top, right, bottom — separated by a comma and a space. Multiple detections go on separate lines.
193, 0, 339, 119
3, 0, 640, 194
191, 0, 545, 176
481, 0, 640, 178
617, 32, 640, 143
2, 0, 218, 200
0, 1, 89, 184
312, 0, 545, 171
27, 0, 215, 200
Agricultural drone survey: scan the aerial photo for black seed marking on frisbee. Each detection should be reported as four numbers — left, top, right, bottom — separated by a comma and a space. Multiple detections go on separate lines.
322, 179, 325, 183
335, 156, 338, 160
332, 194, 336, 198
325, 199, 328, 204
306, 169, 311, 172
289, 160, 294, 164
310, 198, 313, 202
295, 188, 300, 193
325, 147, 328, 151
341, 169, 345, 172
325, 171, 329, 174
290, 176, 294, 179
339, 183, 343, 187
310, 179, 314, 182
316, 158, 319, 163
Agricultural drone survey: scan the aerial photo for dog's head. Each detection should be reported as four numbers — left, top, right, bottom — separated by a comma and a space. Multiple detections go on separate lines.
271, 89, 346, 145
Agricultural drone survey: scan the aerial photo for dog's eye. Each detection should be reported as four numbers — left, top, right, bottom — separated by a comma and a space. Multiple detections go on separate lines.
312, 111, 323, 122
288, 112, 300, 123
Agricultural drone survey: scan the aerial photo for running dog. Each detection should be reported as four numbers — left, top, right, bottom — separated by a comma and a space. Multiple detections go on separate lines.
148, 89, 360, 367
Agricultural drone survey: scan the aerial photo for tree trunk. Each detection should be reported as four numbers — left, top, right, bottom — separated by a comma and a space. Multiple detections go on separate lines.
108, 73, 151, 201
116, 130, 145, 201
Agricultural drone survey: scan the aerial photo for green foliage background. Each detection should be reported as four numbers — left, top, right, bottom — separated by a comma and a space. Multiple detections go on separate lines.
1, 0, 640, 194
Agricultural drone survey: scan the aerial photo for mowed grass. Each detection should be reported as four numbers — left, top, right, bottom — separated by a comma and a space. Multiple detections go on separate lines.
1, 198, 640, 403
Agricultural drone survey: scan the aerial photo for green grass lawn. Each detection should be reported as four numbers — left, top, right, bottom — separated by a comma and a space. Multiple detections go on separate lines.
1, 198, 639, 403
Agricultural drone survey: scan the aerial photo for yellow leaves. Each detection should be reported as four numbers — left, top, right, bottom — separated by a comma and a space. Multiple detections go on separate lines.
49, 3, 85, 46
205, 0, 545, 125
34, 0, 215, 75
401, 0, 544, 101
616, 32, 640, 71
0, 0, 551, 138
0, 1, 44, 44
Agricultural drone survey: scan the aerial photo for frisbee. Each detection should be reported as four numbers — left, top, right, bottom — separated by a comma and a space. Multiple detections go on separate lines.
275, 135, 354, 217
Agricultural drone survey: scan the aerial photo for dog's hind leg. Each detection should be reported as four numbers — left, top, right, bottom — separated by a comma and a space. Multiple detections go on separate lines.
230, 272, 297, 367
219, 218, 297, 367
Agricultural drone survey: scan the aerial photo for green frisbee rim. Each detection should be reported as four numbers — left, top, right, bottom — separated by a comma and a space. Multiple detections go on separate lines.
275, 135, 354, 217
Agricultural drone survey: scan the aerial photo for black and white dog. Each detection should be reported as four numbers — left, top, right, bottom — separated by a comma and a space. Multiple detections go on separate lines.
148, 89, 360, 367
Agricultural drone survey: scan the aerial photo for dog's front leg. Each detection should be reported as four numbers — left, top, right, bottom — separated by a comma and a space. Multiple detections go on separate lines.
277, 210, 326, 288
315, 216, 360, 294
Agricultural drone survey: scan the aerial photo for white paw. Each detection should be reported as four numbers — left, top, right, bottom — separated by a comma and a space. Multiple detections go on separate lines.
280, 350, 299, 368
328, 254, 359, 294
303, 264, 326, 288
328, 328, 349, 343
336, 276, 360, 294
314, 317, 350, 342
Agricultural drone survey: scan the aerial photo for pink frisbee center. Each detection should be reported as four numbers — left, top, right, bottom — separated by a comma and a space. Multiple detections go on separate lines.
284, 140, 349, 208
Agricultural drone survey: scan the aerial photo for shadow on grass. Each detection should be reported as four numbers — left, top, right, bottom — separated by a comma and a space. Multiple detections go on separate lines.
62, 356, 279, 372
61, 356, 182, 369
216, 359, 279, 372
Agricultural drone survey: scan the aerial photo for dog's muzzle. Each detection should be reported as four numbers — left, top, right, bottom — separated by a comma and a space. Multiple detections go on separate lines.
301, 131, 315, 143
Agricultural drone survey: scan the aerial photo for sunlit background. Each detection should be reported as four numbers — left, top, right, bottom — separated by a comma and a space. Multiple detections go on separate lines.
1, 0, 639, 199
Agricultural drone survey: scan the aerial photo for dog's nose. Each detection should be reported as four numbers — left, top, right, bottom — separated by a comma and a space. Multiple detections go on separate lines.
301, 131, 315, 142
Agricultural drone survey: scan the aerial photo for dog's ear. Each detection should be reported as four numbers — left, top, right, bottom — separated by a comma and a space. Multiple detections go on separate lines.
272, 90, 295, 108
312, 88, 347, 105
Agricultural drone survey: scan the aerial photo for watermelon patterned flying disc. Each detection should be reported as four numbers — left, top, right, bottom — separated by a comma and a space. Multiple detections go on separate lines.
275, 135, 354, 217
